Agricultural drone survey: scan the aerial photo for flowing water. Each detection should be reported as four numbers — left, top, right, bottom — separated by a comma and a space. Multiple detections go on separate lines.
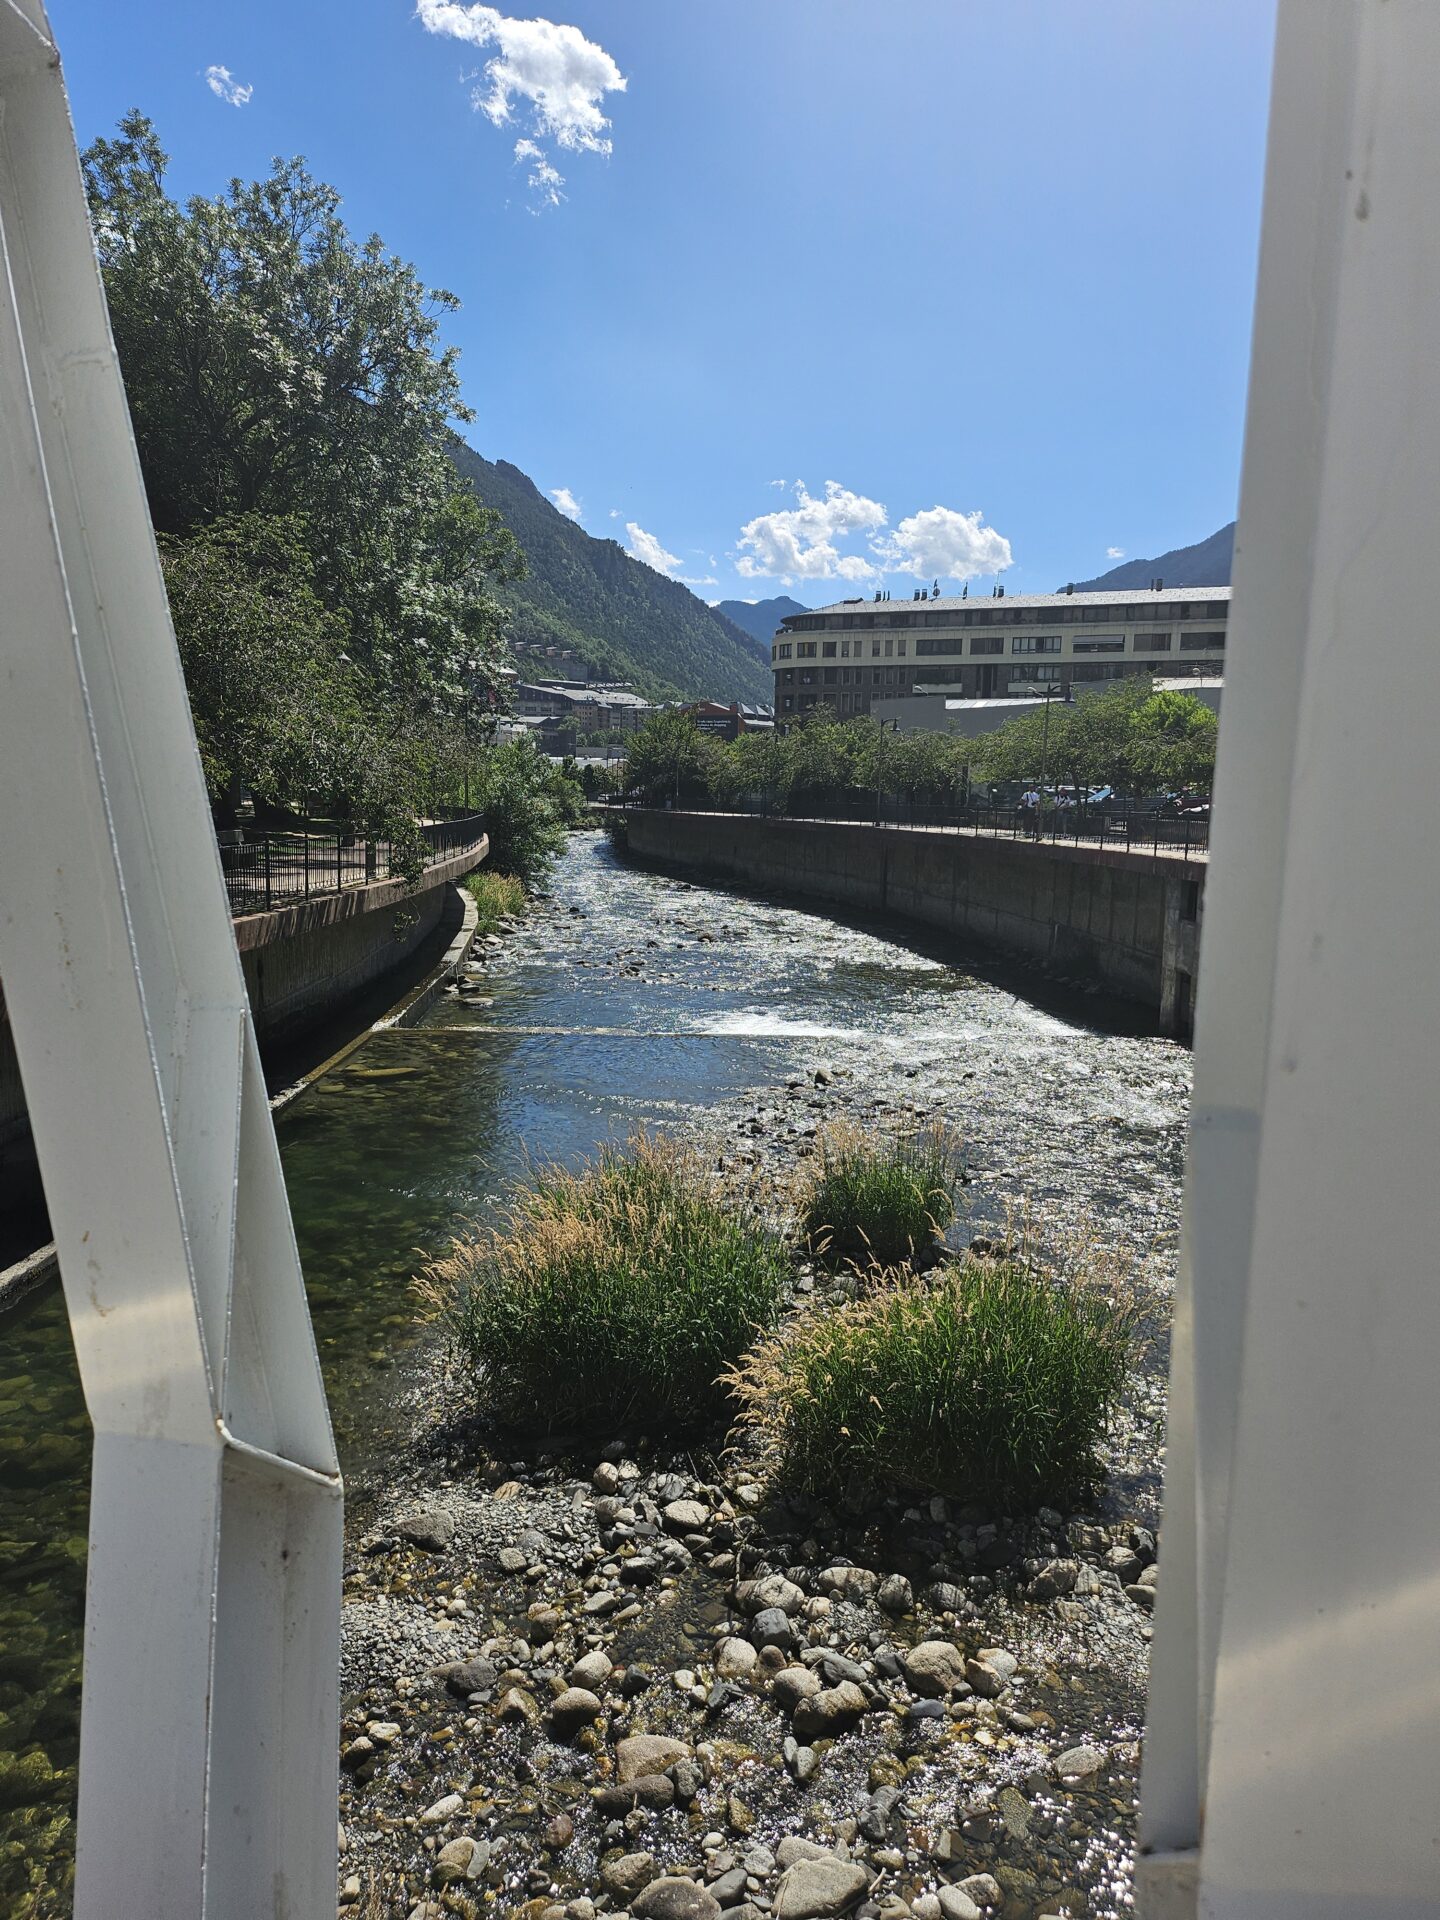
0, 831, 1190, 1915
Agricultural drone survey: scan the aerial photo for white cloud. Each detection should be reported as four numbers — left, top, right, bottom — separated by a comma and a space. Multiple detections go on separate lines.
734, 479, 1013, 587
549, 484, 582, 520
626, 522, 682, 575
204, 65, 253, 107
873, 505, 1013, 582
608, 508, 621, 520
682, 575, 718, 588
736, 480, 888, 583
1107, 545, 1125, 559
416, 3, 625, 208
767, 477, 788, 489
515, 138, 565, 208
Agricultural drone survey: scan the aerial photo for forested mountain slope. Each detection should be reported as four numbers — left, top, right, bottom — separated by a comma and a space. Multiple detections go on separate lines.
451, 443, 771, 703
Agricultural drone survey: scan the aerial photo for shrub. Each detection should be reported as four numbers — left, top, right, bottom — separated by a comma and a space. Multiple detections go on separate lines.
728, 1254, 1135, 1504
422, 1134, 789, 1430
465, 869, 526, 934
800, 1122, 963, 1268
471, 737, 578, 885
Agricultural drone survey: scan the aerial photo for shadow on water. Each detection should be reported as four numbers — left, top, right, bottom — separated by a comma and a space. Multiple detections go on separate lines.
0, 832, 1189, 1915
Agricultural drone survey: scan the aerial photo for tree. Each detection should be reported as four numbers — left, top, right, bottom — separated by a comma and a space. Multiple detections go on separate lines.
1128, 688, 1218, 791
624, 711, 721, 804
83, 113, 522, 716
471, 738, 582, 885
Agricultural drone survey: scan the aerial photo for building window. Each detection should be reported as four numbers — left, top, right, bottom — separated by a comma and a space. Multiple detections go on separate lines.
923, 611, 949, 627
970, 635, 1004, 656
884, 638, 893, 657
1009, 664, 1063, 684
1073, 636, 1125, 654
782, 695, 793, 710
797, 641, 818, 658
898, 638, 907, 657
1011, 635, 1061, 654
1134, 632, 1172, 651
872, 670, 882, 685
887, 612, 914, 628
1181, 631, 1226, 651
822, 641, 837, 657
871, 640, 880, 657
823, 667, 837, 684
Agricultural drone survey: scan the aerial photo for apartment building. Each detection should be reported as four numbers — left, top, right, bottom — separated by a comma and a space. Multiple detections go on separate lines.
771, 585, 1229, 718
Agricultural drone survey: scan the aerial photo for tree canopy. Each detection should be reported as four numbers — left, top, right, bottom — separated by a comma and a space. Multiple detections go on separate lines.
84, 112, 527, 841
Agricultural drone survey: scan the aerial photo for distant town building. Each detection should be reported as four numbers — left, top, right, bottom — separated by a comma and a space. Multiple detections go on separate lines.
685, 700, 775, 741
872, 674, 1224, 737
772, 586, 1229, 719
512, 681, 656, 734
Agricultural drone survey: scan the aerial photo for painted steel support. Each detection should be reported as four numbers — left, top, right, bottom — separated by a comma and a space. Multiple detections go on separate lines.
1138, 2, 1440, 1914
0, 5, 342, 1916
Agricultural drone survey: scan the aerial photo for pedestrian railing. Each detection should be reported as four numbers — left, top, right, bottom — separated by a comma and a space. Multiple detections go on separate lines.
220, 813, 487, 914
612, 793, 1209, 859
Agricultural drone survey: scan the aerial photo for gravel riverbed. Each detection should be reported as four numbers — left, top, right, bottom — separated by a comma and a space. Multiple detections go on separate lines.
334, 839, 1184, 1920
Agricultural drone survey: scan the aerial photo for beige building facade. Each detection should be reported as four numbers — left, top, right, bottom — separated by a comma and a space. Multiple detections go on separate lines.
771, 585, 1229, 719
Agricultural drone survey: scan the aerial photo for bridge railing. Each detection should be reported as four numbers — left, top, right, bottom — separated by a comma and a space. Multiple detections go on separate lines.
220, 813, 487, 914
613, 791, 1209, 859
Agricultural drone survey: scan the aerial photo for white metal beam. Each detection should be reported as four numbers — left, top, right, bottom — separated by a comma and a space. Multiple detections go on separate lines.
0, 6, 341, 1914
1140, 2, 1440, 1912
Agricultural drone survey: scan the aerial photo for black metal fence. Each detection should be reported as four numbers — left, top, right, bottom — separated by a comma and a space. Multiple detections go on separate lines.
220, 813, 486, 914
613, 792, 1209, 859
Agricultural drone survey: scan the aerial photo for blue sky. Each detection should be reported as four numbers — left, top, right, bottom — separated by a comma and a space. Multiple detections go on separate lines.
51, 0, 1276, 606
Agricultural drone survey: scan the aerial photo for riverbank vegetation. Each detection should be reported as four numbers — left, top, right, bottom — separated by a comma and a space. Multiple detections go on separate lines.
731, 1253, 1136, 1502
464, 871, 527, 935
800, 1121, 964, 1268
431, 1120, 1132, 1503
622, 678, 1218, 814
423, 1134, 790, 1430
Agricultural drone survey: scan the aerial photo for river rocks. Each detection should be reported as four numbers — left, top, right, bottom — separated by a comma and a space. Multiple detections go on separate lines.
772, 1665, 823, 1711
434, 1836, 487, 1885
615, 1734, 692, 1783
716, 1636, 759, 1679
603, 1853, 659, 1901
550, 1687, 603, 1734
594, 1774, 676, 1814
664, 1500, 710, 1534
773, 1856, 870, 1920
394, 1505, 455, 1552
817, 1565, 878, 1602
749, 1606, 798, 1652
792, 1679, 868, 1743
953, 1876, 1001, 1912
877, 1574, 913, 1615
935, 1889, 982, 1920
498, 1686, 542, 1724
1025, 1559, 1079, 1601
569, 1648, 614, 1691
902, 1641, 967, 1696
963, 1657, 1007, 1698
1054, 1743, 1105, 1780
419, 1791, 463, 1824
735, 1574, 805, 1616
433, 1656, 497, 1697
632, 1878, 722, 1920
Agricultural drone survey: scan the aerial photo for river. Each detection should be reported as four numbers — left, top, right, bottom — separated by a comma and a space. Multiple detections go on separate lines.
0, 831, 1190, 1916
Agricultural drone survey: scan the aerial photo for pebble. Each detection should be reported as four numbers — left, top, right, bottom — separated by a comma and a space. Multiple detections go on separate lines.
418, 1792, 463, 1825
394, 1506, 455, 1552
902, 1641, 966, 1697
1054, 1743, 1105, 1779
604, 1853, 659, 1901
716, 1636, 760, 1679
616, 1734, 692, 1783
935, 1891, 981, 1920
793, 1680, 868, 1742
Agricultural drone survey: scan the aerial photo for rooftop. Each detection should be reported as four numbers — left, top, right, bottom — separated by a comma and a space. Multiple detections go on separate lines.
786, 585, 1231, 620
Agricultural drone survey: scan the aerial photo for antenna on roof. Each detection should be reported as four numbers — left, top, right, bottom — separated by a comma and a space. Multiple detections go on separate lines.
933, 579, 941, 599
962, 582, 968, 599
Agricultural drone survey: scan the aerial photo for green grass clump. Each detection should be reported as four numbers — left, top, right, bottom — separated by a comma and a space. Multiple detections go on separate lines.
729, 1254, 1134, 1504
800, 1122, 963, 1267
423, 1133, 789, 1431
465, 868, 527, 934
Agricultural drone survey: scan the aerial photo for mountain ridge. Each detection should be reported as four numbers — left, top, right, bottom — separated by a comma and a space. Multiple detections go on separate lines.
1071, 522, 1235, 592
449, 443, 771, 704
713, 595, 810, 661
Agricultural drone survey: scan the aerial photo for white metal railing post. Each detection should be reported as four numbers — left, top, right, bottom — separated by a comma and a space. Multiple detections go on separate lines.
1138, 2, 1440, 1914
0, 5, 342, 1915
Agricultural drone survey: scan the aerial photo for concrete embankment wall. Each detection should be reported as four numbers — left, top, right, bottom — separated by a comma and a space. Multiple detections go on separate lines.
620, 810, 1202, 1034
0, 834, 488, 1201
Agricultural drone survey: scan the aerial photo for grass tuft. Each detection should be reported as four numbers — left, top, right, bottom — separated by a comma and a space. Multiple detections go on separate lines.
728, 1249, 1135, 1505
799, 1121, 964, 1268
465, 868, 527, 935
420, 1132, 789, 1431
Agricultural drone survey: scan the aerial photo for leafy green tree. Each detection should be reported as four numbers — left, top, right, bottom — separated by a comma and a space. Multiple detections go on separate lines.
624, 710, 722, 803
471, 737, 581, 885
1128, 688, 1218, 790
83, 112, 522, 714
